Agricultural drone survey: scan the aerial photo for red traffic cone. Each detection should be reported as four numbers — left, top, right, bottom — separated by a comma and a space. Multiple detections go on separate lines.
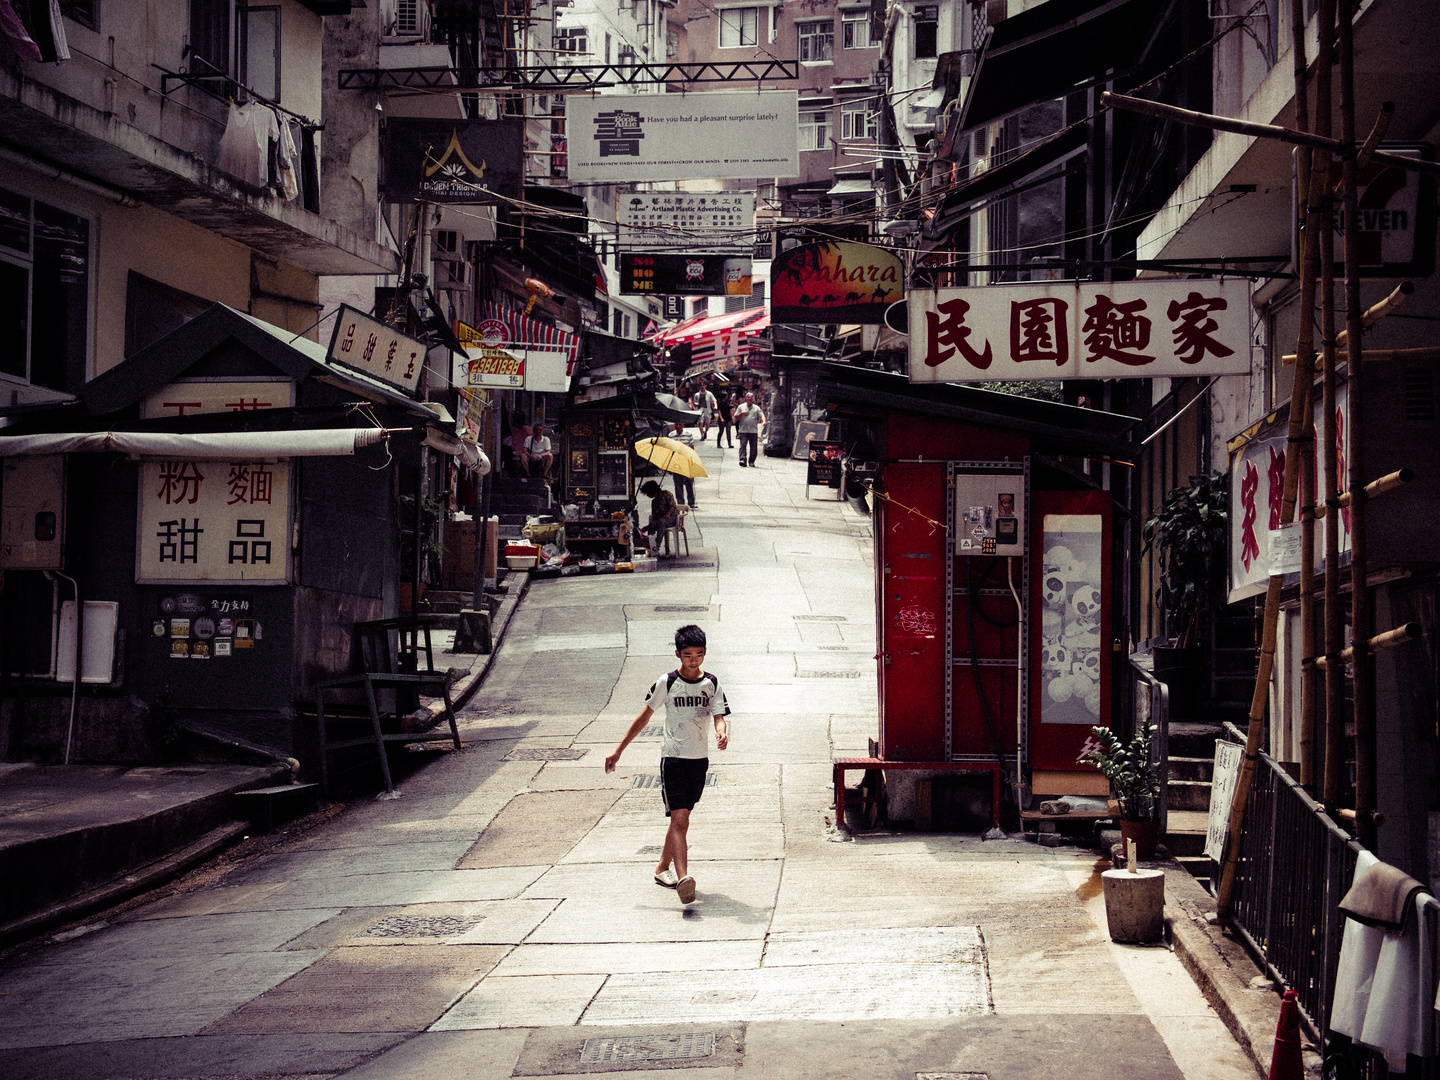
1268, 988, 1303, 1080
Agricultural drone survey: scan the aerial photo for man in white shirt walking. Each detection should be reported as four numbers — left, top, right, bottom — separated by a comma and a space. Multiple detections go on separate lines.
734, 392, 765, 467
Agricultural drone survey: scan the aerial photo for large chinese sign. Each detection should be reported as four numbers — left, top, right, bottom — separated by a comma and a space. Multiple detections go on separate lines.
137, 459, 291, 584
566, 92, 798, 183
142, 381, 294, 419
771, 241, 903, 325
385, 118, 523, 204
1227, 385, 1350, 602
619, 190, 754, 252
326, 305, 426, 396
908, 279, 1252, 382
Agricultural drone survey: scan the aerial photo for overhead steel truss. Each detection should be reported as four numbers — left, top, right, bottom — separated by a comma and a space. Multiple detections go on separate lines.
338, 59, 800, 92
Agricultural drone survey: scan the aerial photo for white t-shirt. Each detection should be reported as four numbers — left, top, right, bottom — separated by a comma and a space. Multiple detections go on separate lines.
526, 435, 552, 455
645, 669, 729, 759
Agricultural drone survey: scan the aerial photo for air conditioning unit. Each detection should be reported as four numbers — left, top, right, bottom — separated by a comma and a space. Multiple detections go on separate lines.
393, 0, 424, 36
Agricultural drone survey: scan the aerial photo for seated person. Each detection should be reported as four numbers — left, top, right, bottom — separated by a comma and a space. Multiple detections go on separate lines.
525, 424, 554, 478
509, 413, 532, 478
638, 479, 678, 554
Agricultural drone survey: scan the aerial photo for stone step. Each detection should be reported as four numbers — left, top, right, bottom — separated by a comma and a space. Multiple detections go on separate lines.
1167, 756, 1214, 782
1163, 810, 1210, 857
1175, 855, 1213, 884
1167, 779, 1213, 812
1169, 721, 1224, 758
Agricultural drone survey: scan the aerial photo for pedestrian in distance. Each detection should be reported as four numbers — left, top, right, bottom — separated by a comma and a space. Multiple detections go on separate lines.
716, 390, 735, 448
606, 624, 729, 905
734, 391, 765, 467
698, 384, 717, 442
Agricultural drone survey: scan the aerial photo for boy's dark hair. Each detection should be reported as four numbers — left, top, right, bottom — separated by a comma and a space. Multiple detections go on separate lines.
640, 480, 662, 497
674, 624, 706, 651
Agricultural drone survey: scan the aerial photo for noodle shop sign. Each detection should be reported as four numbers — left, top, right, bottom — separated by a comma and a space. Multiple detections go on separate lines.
771, 241, 903, 325
908, 279, 1252, 381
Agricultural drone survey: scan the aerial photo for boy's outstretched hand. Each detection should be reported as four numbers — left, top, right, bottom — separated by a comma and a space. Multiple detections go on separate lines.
604, 750, 621, 773
715, 719, 728, 751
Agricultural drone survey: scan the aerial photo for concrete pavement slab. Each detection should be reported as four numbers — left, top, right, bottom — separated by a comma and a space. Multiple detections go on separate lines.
279, 899, 561, 949
224, 839, 476, 882
761, 926, 983, 967
24, 907, 338, 965
205, 944, 511, 1034
561, 822, 784, 864
431, 973, 609, 1030
512, 1023, 747, 1076
458, 790, 621, 868
491, 939, 766, 977
239, 867, 548, 910
121, 881, 291, 921
337, 1029, 530, 1080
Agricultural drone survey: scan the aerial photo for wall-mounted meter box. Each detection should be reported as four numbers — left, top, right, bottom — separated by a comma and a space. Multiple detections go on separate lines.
1, 455, 65, 570
953, 467, 1026, 556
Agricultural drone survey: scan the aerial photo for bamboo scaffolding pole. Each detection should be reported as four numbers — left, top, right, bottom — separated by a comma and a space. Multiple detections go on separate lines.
1336, 100, 1394, 195
1315, 622, 1421, 669
1281, 281, 1415, 362
1316, 469, 1414, 515
1340, 0, 1379, 851
1099, 93, 1440, 177
1215, 0, 1338, 917
1287, 344, 1440, 366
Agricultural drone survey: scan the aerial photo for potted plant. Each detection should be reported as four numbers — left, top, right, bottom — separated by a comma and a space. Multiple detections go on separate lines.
1079, 717, 1163, 860
1141, 470, 1229, 716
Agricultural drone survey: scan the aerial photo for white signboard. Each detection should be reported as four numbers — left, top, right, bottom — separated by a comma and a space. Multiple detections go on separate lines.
1204, 740, 1245, 861
462, 346, 525, 389
136, 459, 292, 583
326, 304, 426, 395
141, 380, 293, 420
514, 348, 571, 393
619, 190, 755, 251
566, 91, 799, 183
1228, 383, 1350, 602
908, 279, 1252, 382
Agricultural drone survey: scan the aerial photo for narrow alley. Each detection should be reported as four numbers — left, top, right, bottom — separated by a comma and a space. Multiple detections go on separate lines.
0, 443, 1255, 1080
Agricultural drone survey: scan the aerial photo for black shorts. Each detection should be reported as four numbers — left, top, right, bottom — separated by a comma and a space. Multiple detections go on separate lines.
660, 756, 709, 816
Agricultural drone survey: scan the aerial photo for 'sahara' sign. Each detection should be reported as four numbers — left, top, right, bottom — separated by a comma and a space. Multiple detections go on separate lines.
771, 241, 903, 325
908, 279, 1252, 382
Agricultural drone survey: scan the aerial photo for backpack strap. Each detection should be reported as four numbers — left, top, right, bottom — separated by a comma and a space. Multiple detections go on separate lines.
665, 670, 680, 692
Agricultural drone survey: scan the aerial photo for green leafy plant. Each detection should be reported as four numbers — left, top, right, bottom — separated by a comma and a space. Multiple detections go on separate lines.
1142, 470, 1229, 648
399, 493, 448, 585
1078, 718, 1162, 822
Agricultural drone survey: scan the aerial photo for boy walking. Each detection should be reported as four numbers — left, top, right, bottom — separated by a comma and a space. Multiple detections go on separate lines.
605, 625, 728, 904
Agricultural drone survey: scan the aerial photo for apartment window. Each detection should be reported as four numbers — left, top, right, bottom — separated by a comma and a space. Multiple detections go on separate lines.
841, 8, 876, 49
796, 19, 833, 62
666, 24, 679, 59
554, 27, 588, 55
913, 5, 938, 58
241, 6, 280, 100
613, 308, 623, 335
798, 103, 831, 152
617, 44, 636, 66
604, 32, 611, 63
718, 7, 758, 48
0, 187, 91, 393
59, 0, 98, 30
841, 98, 878, 141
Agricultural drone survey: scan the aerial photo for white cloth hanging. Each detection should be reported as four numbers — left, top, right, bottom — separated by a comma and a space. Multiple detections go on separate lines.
275, 111, 299, 201
1332, 850, 1438, 1071
215, 102, 278, 188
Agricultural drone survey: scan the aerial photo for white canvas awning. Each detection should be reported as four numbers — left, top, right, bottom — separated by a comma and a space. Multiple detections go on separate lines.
0, 428, 395, 458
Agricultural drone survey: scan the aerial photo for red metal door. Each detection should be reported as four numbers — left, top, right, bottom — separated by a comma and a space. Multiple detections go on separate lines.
1028, 489, 1114, 771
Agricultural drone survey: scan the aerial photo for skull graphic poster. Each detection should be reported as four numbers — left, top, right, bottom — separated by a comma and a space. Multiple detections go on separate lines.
1038, 516, 1102, 725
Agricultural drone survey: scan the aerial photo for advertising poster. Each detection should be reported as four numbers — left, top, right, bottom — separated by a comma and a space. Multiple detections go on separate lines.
385, 118, 524, 203
771, 241, 904, 324
619, 191, 755, 251
620, 253, 752, 296
909, 279, 1252, 382
1038, 516, 1104, 725
566, 91, 799, 182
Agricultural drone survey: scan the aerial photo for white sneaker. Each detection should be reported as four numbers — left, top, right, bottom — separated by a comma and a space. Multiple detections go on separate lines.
676, 875, 697, 904
654, 868, 679, 888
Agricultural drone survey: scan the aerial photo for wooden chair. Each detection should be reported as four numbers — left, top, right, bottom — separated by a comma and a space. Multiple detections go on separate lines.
314, 616, 461, 797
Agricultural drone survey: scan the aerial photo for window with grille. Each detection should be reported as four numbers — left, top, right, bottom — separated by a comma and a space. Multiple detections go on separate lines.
913, 5, 938, 58
840, 98, 878, 141
554, 27, 588, 55
1405, 367, 1435, 422
798, 104, 831, 151
841, 9, 875, 49
719, 7, 758, 47
725, 280, 765, 313
618, 44, 636, 65
0, 186, 91, 393
797, 20, 833, 62
59, 0, 97, 30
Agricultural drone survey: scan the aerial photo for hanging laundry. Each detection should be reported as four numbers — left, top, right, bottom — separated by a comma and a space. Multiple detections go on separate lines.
27, 0, 67, 62
274, 111, 300, 202
215, 102, 278, 189
0, 0, 42, 61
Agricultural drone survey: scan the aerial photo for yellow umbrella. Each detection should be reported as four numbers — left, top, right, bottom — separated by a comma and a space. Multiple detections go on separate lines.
633, 436, 709, 479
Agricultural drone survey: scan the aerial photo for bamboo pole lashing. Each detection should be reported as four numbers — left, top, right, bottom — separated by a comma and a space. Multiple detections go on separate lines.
1336, 101, 1395, 196
1313, 622, 1421, 669
1314, 468, 1413, 516
1280, 281, 1415, 363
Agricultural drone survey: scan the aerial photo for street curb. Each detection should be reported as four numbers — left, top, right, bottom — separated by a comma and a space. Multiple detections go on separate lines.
426, 574, 531, 720
1162, 858, 1316, 1078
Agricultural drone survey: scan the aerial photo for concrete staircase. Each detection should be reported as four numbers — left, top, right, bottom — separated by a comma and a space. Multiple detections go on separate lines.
1164, 721, 1224, 889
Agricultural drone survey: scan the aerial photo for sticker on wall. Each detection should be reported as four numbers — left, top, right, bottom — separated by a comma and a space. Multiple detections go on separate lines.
170, 640, 189, 658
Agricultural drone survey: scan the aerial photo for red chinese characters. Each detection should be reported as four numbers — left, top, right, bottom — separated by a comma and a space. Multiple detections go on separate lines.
227, 464, 275, 506
1009, 297, 1068, 366
1239, 460, 1261, 571
1167, 292, 1235, 365
1267, 445, 1285, 531
1082, 295, 1155, 366
924, 297, 993, 370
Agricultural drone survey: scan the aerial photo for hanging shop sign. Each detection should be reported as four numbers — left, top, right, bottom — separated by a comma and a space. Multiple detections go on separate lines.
908, 279, 1252, 382
327, 305, 426, 395
1294, 144, 1436, 278
384, 118, 524, 203
137, 459, 292, 585
462, 346, 525, 389
620, 253, 752, 296
620, 190, 755, 252
566, 91, 799, 182
1227, 385, 1351, 603
773, 222, 871, 258
771, 241, 904, 324
141, 380, 294, 420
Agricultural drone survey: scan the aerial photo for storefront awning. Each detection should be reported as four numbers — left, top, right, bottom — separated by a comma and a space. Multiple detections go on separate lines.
0, 429, 394, 458
957, 0, 1154, 134
827, 178, 877, 197
659, 309, 768, 345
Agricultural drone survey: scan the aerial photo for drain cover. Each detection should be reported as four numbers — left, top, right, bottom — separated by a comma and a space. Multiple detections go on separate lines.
363, 915, 480, 938
794, 615, 847, 622
504, 748, 588, 761
636, 845, 663, 855
654, 605, 708, 613
632, 773, 717, 789
797, 670, 861, 678
917, 1074, 989, 1080
640, 724, 663, 737
816, 645, 852, 651
581, 1033, 715, 1063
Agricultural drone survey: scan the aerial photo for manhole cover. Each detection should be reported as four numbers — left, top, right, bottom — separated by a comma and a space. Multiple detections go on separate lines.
794, 615, 846, 622
636, 845, 663, 855
632, 773, 717, 789
581, 1033, 715, 1063
654, 605, 708, 612
797, 670, 862, 679
918, 1074, 989, 1080
363, 915, 481, 938
504, 748, 588, 761
816, 645, 852, 651
640, 725, 663, 737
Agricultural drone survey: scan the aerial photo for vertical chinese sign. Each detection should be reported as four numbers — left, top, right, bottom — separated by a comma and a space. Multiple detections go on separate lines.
135, 381, 295, 585
908, 280, 1253, 381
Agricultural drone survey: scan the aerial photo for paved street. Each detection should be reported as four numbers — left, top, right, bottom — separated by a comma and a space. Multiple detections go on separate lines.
0, 442, 1257, 1080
